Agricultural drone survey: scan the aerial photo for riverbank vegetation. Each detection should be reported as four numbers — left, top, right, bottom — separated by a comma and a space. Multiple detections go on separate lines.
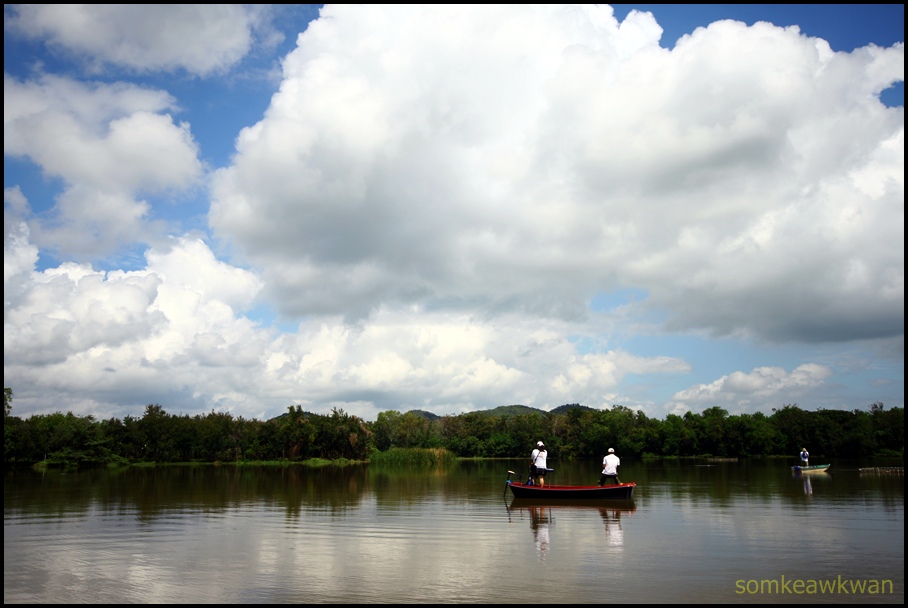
4, 387, 902, 468
369, 447, 458, 467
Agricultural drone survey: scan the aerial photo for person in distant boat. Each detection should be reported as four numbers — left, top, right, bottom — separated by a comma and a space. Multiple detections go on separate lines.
531, 441, 548, 487
598, 447, 621, 486
799, 448, 809, 467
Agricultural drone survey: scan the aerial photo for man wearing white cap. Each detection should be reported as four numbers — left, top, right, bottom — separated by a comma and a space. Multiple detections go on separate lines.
530, 441, 548, 487
598, 447, 621, 486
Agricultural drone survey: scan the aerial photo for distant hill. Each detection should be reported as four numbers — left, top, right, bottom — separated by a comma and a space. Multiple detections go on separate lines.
477, 403, 598, 417
405, 409, 442, 421
407, 404, 598, 419
269, 409, 318, 422
550, 403, 598, 415
407, 405, 546, 418
482, 404, 545, 417
274, 403, 597, 422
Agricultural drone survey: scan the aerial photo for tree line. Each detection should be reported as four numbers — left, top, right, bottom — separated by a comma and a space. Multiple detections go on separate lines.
3, 387, 903, 466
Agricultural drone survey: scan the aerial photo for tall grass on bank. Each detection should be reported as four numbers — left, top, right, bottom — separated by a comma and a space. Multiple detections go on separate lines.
369, 447, 457, 467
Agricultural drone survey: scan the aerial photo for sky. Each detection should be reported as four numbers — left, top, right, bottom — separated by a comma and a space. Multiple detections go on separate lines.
4, 4, 904, 423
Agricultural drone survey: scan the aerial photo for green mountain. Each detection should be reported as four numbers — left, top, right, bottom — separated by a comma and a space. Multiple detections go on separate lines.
405, 409, 442, 420
483, 404, 545, 417
475, 404, 598, 417
408, 403, 598, 419
273, 403, 598, 422
550, 403, 598, 415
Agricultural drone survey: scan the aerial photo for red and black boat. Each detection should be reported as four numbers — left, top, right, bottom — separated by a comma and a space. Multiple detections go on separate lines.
504, 470, 636, 500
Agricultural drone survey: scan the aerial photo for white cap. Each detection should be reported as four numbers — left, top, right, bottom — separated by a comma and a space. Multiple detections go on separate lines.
608, 447, 615, 453
537, 441, 544, 447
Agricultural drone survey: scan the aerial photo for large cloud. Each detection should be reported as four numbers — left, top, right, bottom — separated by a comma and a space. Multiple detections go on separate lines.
4, 73, 204, 258
3, 213, 692, 420
5, 4, 270, 75
211, 5, 903, 346
3, 6, 903, 422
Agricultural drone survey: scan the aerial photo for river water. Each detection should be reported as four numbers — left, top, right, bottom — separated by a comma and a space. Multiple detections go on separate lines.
4, 458, 903, 603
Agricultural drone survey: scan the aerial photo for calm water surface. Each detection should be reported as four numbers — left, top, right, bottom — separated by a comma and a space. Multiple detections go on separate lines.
4, 458, 903, 604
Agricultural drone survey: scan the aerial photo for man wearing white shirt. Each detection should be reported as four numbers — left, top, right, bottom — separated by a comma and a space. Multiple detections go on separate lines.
598, 447, 620, 486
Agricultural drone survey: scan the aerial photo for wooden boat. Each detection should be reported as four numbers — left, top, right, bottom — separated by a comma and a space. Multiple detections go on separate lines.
791, 464, 830, 473
507, 480, 635, 499
509, 497, 638, 511
504, 469, 636, 499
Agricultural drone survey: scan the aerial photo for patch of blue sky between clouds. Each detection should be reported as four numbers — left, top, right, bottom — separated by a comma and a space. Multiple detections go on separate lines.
880, 82, 904, 108
246, 302, 299, 336
4, 158, 63, 217
588, 288, 649, 313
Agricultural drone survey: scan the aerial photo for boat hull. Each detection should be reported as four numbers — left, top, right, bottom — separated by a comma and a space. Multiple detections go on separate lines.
509, 497, 638, 511
791, 464, 830, 473
507, 481, 635, 500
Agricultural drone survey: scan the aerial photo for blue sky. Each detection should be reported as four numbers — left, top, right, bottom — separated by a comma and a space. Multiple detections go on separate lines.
4, 5, 903, 423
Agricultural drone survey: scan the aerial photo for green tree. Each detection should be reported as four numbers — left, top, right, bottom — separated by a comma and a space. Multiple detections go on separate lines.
313, 408, 371, 460
660, 414, 696, 456
770, 404, 812, 456
4, 388, 24, 462
279, 405, 317, 460
870, 402, 903, 455
136, 404, 173, 462
439, 413, 500, 456
730, 412, 785, 456
372, 410, 438, 450
698, 407, 729, 456
503, 413, 547, 456
197, 410, 240, 462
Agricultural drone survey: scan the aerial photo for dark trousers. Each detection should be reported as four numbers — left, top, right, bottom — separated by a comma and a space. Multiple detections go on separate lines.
598, 474, 619, 486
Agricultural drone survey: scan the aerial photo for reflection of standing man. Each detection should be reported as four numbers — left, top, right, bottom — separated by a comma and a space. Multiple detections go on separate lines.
530, 506, 551, 558
598, 448, 620, 486
600, 508, 625, 547
802, 474, 813, 496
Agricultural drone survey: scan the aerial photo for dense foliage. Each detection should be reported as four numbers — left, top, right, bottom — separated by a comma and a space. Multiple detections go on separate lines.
3, 387, 903, 467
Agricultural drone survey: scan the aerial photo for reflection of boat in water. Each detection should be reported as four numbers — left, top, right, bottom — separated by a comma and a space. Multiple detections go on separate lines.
507, 481, 636, 499
790, 468, 831, 496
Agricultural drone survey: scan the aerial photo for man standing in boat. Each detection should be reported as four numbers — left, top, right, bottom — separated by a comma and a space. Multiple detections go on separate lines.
531, 441, 548, 487
598, 447, 621, 486
800, 448, 809, 467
